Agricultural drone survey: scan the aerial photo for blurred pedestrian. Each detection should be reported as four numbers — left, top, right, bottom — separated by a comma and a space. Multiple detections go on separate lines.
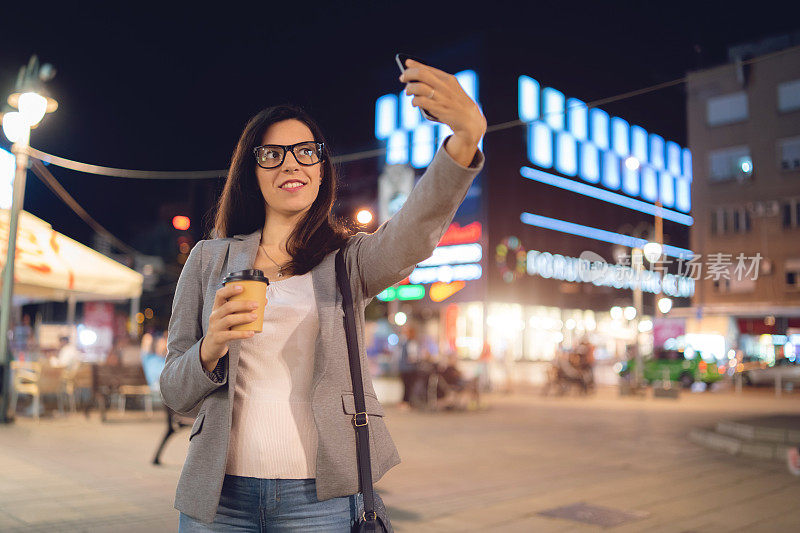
398, 327, 419, 411
440, 352, 480, 410
50, 335, 82, 368
11, 314, 33, 359
477, 340, 493, 392
160, 87, 486, 529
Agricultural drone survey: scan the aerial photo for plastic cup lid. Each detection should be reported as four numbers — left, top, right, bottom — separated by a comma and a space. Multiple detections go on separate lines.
222, 269, 269, 285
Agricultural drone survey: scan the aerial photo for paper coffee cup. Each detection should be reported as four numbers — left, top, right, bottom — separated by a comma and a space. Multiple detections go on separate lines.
222, 269, 269, 332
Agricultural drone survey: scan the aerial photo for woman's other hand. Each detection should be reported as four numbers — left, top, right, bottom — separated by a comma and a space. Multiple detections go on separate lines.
399, 58, 487, 166
200, 284, 258, 372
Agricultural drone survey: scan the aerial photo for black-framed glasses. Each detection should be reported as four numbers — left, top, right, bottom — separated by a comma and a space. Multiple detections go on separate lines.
253, 141, 325, 169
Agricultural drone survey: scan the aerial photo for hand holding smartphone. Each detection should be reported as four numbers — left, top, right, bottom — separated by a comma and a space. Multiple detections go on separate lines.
395, 53, 440, 123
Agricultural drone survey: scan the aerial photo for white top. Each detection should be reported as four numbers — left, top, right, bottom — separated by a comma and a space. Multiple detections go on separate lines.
225, 272, 320, 478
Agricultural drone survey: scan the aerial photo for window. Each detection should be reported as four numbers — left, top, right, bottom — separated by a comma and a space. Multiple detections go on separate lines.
707, 92, 748, 126
784, 202, 793, 228
780, 136, 800, 171
786, 259, 800, 290
778, 79, 800, 113
709, 146, 752, 181
797, 202, 800, 228
733, 209, 741, 232
710, 210, 718, 235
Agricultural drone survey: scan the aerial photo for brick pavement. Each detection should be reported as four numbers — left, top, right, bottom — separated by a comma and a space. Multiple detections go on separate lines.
0, 387, 797, 532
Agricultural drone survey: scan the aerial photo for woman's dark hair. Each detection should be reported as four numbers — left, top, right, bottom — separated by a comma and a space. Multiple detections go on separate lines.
211, 104, 354, 275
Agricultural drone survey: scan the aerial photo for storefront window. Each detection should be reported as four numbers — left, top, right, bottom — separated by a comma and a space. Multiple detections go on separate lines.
487, 303, 524, 361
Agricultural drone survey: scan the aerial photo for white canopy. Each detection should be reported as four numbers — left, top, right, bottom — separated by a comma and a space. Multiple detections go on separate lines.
0, 209, 143, 303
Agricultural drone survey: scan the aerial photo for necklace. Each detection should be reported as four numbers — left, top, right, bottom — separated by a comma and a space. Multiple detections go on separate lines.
259, 244, 288, 278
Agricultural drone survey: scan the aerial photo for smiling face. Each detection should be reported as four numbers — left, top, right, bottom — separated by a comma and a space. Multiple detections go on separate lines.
256, 119, 323, 220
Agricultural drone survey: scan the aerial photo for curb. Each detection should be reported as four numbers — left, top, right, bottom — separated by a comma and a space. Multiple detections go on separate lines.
689, 418, 800, 462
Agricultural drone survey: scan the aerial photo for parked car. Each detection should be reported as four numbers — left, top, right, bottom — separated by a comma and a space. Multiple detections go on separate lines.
617, 348, 722, 388
742, 358, 800, 386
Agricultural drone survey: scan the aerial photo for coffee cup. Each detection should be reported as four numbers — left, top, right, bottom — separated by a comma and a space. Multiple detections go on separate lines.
222, 269, 269, 332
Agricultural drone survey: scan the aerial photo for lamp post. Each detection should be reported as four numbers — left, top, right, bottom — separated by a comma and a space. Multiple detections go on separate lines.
0, 55, 57, 423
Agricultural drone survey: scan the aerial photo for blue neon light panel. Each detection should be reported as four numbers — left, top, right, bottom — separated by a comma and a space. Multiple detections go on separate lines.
676, 179, 691, 212
667, 141, 681, 175
622, 164, 639, 196
400, 90, 419, 130
456, 70, 478, 102
529, 122, 553, 168
611, 117, 630, 157
376, 69, 482, 169
641, 166, 658, 201
411, 124, 435, 168
375, 95, 397, 140
387, 131, 409, 165
659, 171, 675, 207
602, 151, 621, 190
555, 132, 577, 176
516, 73, 694, 220
567, 98, 588, 140
579, 141, 600, 183
543, 87, 565, 131
631, 125, 647, 163
649, 134, 665, 170
682, 148, 693, 180
518, 76, 540, 122
590, 108, 609, 150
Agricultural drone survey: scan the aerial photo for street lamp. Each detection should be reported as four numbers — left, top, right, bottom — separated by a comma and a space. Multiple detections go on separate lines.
356, 208, 374, 226
0, 55, 57, 423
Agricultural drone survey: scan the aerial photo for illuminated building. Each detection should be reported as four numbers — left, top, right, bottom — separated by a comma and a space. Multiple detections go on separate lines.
372, 47, 696, 372
681, 36, 800, 364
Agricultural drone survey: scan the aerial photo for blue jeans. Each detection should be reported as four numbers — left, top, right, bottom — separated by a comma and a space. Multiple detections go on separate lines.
179, 476, 363, 532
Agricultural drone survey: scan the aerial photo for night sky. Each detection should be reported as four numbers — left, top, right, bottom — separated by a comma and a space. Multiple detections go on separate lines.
1, 1, 796, 253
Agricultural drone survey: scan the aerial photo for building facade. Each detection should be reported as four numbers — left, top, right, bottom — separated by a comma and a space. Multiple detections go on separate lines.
369, 39, 697, 379
685, 36, 800, 363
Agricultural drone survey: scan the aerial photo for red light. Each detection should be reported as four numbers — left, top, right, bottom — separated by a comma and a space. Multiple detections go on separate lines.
439, 222, 482, 246
173, 216, 190, 231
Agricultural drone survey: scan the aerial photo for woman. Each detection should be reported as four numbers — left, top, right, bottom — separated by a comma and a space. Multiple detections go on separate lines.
160, 58, 486, 531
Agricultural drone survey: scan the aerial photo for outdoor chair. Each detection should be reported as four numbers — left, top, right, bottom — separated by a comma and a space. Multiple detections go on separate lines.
10, 361, 43, 421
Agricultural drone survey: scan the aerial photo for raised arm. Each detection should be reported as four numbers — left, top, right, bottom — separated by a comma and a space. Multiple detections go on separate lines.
349, 58, 487, 298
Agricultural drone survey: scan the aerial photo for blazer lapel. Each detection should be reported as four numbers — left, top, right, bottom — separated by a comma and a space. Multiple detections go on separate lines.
225, 229, 261, 404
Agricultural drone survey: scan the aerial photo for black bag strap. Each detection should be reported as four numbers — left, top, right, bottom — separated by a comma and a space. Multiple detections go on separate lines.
335, 248, 379, 530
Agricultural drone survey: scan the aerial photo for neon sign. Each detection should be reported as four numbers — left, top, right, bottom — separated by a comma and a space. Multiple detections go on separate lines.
376, 284, 426, 302
410, 263, 482, 284
520, 212, 694, 260
430, 281, 466, 302
418, 243, 482, 267
375, 70, 483, 168
439, 221, 482, 246
525, 249, 695, 298
518, 75, 692, 213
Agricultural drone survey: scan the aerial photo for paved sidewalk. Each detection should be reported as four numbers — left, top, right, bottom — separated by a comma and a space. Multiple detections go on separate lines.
0, 387, 797, 532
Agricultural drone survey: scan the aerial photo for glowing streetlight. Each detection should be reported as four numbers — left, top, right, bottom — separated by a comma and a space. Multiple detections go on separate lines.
356, 208, 374, 225
624, 156, 640, 171
658, 297, 673, 314
642, 241, 663, 263
393, 311, 407, 326
0, 55, 58, 423
623, 306, 637, 321
2, 112, 29, 144
610, 306, 623, 320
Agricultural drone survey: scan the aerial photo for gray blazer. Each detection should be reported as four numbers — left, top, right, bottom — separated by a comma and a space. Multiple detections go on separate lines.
160, 140, 484, 523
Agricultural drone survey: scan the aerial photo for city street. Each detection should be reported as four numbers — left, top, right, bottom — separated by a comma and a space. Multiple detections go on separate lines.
0, 387, 797, 532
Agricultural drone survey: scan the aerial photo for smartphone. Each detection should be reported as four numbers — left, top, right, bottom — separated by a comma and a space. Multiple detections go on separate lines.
395, 53, 440, 123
